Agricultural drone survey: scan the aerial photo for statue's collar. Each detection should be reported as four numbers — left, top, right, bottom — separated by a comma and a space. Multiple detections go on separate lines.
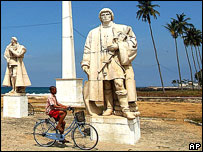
101, 21, 114, 28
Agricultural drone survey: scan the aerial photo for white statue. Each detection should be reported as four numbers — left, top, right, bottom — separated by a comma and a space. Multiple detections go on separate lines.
81, 8, 139, 119
2, 37, 31, 95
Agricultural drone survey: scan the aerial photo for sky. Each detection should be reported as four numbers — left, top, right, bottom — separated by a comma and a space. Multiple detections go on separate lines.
1, 1, 202, 87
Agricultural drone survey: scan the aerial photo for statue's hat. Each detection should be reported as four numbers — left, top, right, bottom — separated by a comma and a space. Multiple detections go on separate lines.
11, 37, 17, 42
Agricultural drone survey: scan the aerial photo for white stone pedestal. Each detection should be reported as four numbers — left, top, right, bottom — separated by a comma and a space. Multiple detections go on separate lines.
90, 115, 141, 145
56, 78, 84, 107
3, 95, 28, 118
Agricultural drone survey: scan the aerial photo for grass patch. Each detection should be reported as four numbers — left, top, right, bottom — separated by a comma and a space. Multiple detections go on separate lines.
137, 89, 202, 97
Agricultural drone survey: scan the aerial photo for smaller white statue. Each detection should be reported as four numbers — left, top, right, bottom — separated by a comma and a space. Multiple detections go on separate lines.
2, 37, 31, 95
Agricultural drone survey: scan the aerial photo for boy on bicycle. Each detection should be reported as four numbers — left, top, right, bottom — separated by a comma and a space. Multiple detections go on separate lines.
45, 86, 69, 134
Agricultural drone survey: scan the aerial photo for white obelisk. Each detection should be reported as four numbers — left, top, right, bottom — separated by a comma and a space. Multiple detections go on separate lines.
62, 1, 76, 79
56, 1, 84, 106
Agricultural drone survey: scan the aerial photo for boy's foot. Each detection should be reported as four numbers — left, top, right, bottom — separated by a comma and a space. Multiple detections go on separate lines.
59, 139, 70, 144
62, 139, 70, 144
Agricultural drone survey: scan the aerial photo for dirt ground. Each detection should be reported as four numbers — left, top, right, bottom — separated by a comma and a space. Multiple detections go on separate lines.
1, 97, 202, 151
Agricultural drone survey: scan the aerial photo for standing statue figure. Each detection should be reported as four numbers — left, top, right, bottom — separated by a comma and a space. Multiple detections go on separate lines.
2, 37, 31, 95
81, 8, 140, 120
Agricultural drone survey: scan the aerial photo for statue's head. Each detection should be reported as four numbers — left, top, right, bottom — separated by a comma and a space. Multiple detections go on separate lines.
99, 8, 114, 22
11, 37, 18, 43
11, 37, 17, 44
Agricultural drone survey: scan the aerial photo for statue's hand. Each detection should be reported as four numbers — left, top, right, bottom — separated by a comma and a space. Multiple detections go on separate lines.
82, 65, 90, 76
9, 47, 15, 53
107, 43, 119, 52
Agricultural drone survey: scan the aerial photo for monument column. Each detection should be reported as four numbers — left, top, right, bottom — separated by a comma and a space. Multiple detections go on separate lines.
56, 1, 84, 107
62, 1, 76, 79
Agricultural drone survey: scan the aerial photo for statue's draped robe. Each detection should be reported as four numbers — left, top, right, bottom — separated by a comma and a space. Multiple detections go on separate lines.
81, 23, 137, 102
2, 43, 31, 87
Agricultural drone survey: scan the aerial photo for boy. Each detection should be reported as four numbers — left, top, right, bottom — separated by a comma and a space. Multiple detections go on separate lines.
46, 86, 68, 134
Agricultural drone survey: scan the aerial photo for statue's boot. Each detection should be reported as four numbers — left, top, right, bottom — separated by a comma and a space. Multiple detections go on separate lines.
102, 90, 113, 116
116, 90, 135, 120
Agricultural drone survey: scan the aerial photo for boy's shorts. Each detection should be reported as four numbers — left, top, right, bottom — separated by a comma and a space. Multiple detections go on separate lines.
49, 109, 61, 121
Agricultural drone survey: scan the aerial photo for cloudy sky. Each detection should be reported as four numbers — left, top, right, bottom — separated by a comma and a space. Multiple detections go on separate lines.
1, 1, 202, 87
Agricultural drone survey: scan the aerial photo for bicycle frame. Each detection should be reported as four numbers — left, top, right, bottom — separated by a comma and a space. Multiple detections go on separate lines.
43, 117, 85, 141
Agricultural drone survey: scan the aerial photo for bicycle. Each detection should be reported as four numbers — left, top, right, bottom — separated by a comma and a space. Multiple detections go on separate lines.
28, 103, 35, 116
33, 107, 98, 150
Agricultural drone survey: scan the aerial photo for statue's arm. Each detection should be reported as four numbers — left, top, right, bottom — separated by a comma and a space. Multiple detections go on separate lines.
126, 26, 137, 51
81, 32, 92, 76
116, 26, 138, 65
123, 26, 138, 61
81, 32, 92, 68
4, 47, 10, 63
9, 46, 26, 57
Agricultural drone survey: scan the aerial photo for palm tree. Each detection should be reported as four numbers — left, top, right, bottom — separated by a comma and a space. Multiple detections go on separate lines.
172, 13, 194, 89
195, 30, 202, 84
164, 20, 183, 90
193, 28, 202, 82
171, 13, 193, 36
196, 34, 202, 64
192, 28, 202, 70
193, 28, 202, 65
136, 1, 165, 93
184, 27, 201, 88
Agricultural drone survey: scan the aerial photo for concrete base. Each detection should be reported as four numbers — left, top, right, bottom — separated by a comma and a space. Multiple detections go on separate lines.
56, 78, 84, 107
90, 115, 141, 145
3, 95, 28, 118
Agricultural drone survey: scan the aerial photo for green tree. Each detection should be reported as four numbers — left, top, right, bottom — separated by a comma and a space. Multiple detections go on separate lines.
164, 20, 183, 90
171, 80, 177, 87
136, 1, 165, 93
195, 70, 202, 86
195, 30, 202, 63
193, 28, 202, 66
172, 13, 194, 90
192, 28, 202, 73
184, 27, 201, 87
193, 28, 202, 84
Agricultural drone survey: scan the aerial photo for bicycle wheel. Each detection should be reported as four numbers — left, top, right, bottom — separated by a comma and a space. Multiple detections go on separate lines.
33, 120, 57, 147
28, 103, 34, 116
72, 123, 98, 150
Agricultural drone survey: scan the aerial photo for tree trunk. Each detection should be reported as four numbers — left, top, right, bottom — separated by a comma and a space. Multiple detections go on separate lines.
174, 38, 183, 90
184, 45, 194, 90
195, 46, 202, 81
197, 46, 202, 64
181, 35, 194, 90
195, 47, 201, 71
191, 46, 200, 88
148, 22, 165, 93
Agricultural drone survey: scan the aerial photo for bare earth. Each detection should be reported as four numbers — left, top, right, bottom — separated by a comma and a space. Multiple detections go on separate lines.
1, 97, 202, 151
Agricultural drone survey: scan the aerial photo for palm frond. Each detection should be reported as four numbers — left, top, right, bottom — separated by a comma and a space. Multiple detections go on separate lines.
136, 1, 160, 23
